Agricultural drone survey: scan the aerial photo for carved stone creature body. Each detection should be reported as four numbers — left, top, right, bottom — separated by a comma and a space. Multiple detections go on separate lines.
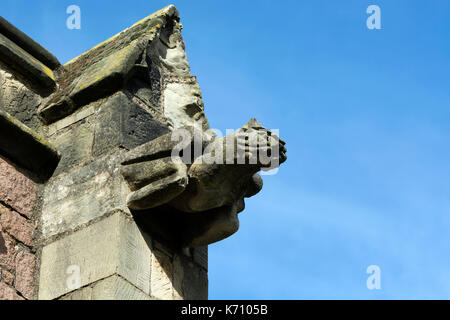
121, 118, 287, 247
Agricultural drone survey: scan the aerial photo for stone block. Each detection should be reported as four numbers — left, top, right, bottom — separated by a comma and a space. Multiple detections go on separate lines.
0, 208, 33, 246
50, 118, 95, 176
182, 257, 208, 300
192, 246, 208, 271
60, 286, 93, 300
125, 75, 161, 113
151, 249, 173, 300
92, 91, 170, 157
47, 103, 96, 136
40, 151, 128, 238
0, 157, 36, 218
61, 275, 151, 300
173, 253, 184, 300
0, 62, 42, 131
0, 282, 23, 300
15, 250, 35, 299
93, 275, 151, 300
0, 229, 17, 272
172, 252, 208, 300
69, 41, 144, 107
39, 212, 152, 300
1, 268, 14, 286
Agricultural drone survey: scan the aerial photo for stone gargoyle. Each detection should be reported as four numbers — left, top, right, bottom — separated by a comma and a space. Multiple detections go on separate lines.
121, 117, 287, 247
108, 5, 288, 248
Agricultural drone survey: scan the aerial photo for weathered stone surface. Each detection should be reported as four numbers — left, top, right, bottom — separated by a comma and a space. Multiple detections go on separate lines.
163, 82, 206, 129
173, 253, 185, 300
173, 252, 208, 300
15, 250, 35, 299
0, 33, 55, 91
70, 42, 144, 106
92, 92, 170, 157
0, 208, 33, 246
39, 212, 152, 300
61, 275, 151, 300
151, 249, 173, 300
93, 275, 151, 300
0, 282, 24, 300
126, 159, 188, 211
60, 286, 93, 300
40, 151, 128, 238
182, 258, 208, 300
1, 269, 14, 286
47, 103, 96, 136
0, 229, 17, 273
50, 117, 95, 176
0, 61, 42, 131
147, 25, 191, 78
39, 97, 77, 125
48, 91, 170, 176
122, 157, 181, 192
125, 75, 162, 114
0, 158, 35, 217
117, 213, 152, 294
192, 246, 208, 271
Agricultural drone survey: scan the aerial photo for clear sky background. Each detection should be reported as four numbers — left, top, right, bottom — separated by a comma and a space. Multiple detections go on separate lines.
3, 0, 450, 299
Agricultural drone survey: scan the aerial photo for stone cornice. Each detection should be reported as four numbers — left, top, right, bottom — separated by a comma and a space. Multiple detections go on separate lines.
37, 5, 179, 124
0, 16, 60, 69
0, 33, 56, 94
0, 17, 60, 95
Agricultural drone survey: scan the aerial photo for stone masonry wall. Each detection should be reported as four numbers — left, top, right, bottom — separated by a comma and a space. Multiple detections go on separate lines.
37, 91, 208, 300
0, 156, 37, 300
1, 6, 210, 300
0, 27, 56, 300
35, 6, 209, 300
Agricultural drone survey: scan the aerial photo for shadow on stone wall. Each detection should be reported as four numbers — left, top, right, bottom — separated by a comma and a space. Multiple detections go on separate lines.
0, 232, 6, 254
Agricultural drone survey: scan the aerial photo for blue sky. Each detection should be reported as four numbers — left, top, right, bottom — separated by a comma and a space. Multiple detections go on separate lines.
4, 0, 450, 299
